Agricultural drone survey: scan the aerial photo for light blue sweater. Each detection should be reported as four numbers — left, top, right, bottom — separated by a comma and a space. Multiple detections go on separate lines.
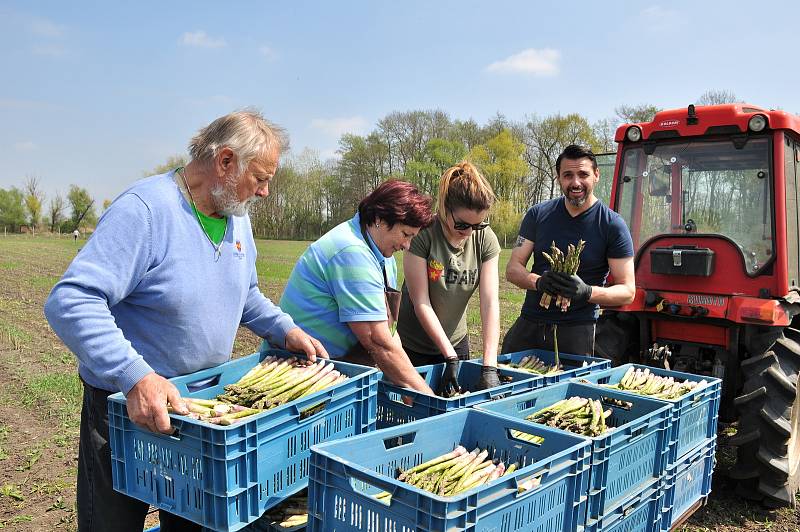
44, 171, 296, 394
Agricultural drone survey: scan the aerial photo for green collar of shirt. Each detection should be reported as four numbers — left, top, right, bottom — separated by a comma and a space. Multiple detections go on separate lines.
190, 202, 228, 245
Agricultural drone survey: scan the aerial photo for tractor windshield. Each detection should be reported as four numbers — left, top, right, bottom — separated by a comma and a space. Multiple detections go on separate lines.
616, 137, 773, 273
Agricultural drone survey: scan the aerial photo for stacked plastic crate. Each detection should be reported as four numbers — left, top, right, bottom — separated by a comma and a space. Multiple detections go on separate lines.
107, 349, 379, 531
307, 409, 592, 531
578, 365, 721, 531
477, 381, 674, 532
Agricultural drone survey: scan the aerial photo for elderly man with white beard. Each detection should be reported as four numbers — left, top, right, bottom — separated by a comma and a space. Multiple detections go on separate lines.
501, 144, 635, 356
44, 110, 327, 532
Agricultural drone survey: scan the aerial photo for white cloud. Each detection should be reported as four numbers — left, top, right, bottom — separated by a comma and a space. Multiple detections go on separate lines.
13, 141, 36, 152
180, 31, 227, 48
259, 46, 278, 60
29, 18, 65, 38
639, 5, 682, 29
32, 44, 68, 57
310, 116, 368, 138
486, 48, 560, 76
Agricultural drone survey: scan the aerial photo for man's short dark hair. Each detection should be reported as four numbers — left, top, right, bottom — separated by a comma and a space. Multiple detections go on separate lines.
556, 144, 597, 174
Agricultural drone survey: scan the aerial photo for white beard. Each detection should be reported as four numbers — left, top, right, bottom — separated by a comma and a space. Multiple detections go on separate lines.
211, 172, 261, 217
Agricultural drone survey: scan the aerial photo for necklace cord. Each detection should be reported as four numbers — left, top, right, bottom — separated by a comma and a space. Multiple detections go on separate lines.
179, 167, 223, 261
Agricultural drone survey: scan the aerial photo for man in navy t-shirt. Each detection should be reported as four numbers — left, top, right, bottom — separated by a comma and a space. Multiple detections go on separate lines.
502, 145, 635, 355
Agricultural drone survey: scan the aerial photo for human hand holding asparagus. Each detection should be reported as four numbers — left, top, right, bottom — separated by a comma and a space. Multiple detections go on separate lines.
539, 240, 586, 312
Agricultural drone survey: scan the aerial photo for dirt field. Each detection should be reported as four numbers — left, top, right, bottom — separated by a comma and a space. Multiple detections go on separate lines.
0, 235, 797, 531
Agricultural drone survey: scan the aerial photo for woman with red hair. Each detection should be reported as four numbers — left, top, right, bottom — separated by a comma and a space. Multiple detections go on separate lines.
280, 179, 436, 393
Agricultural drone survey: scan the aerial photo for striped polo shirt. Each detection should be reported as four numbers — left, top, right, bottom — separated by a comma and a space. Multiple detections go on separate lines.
279, 213, 397, 358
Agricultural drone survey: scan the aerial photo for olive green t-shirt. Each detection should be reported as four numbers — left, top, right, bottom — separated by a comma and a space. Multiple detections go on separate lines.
397, 218, 501, 355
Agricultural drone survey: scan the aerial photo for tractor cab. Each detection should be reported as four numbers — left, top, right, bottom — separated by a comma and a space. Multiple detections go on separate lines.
600, 103, 800, 508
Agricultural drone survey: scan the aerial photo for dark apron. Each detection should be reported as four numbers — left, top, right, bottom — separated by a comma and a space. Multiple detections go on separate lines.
338, 224, 401, 367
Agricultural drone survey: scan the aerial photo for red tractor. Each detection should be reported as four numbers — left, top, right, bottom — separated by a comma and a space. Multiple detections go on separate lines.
596, 103, 800, 508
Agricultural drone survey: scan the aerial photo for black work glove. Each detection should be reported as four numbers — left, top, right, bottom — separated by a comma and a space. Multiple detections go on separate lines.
475, 366, 501, 390
535, 270, 561, 293
438, 358, 461, 397
552, 272, 593, 304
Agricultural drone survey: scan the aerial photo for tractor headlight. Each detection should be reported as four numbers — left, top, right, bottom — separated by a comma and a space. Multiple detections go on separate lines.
626, 126, 643, 142
748, 114, 767, 132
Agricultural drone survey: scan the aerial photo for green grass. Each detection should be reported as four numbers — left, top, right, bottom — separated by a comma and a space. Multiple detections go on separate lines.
28, 275, 60, 290
0, 321, 33, 350
19, 372, 83, 427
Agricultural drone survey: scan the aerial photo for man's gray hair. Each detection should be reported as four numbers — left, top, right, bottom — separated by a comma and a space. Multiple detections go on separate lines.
188, 109, 289, 174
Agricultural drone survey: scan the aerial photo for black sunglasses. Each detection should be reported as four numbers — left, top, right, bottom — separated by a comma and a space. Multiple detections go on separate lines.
450, 211, 490, 231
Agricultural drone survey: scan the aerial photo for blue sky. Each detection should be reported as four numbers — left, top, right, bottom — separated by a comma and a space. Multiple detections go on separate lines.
2, 0, 800, 205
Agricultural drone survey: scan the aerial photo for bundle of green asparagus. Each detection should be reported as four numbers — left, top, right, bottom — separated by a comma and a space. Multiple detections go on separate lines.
601, 367, 706, 400
526, 396, 612, 437
500, 354, 563, 375
169, 356, 348, 425
374, 445, 539, 500
264, 492, 308, 529
217, 356, 347, 409
169, 397, 263, 426
540, 240, 586, 312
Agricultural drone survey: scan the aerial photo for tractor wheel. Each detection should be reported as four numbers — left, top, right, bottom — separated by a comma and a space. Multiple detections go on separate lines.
730, 327, 800, 507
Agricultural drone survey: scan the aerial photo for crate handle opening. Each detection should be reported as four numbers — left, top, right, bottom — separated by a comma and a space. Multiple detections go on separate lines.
185, 374, 221, 393
299, 399, 330, 422
488, 389, 511, 400
167, 427, 182, 441
508, 428, 544, 446
621, 497, 639, 517
385, 391, 415, 407
383, 431, 416, 449
514, 473, 543, 498
628, 426, 646, 443
348, 476, 394, 506
601, 396, 632, 410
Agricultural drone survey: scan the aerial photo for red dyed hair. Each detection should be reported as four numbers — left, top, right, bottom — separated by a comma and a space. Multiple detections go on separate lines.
358, 179, 435, 229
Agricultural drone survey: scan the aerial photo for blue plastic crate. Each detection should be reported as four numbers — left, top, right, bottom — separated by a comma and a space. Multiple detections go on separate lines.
490, 349, 611, 386
576, 364, 721, 464
582, 477, 663, 532
660, 437, 716, 531
108, 349, 378, 532
476, 382, 672, 522
308, 409, 592, 532
376, 361, 540, 428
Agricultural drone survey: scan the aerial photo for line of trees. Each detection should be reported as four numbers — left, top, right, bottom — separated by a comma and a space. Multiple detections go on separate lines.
1, 91, 738, 243
0, 177, 97, 234
250, 107, 638, 244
